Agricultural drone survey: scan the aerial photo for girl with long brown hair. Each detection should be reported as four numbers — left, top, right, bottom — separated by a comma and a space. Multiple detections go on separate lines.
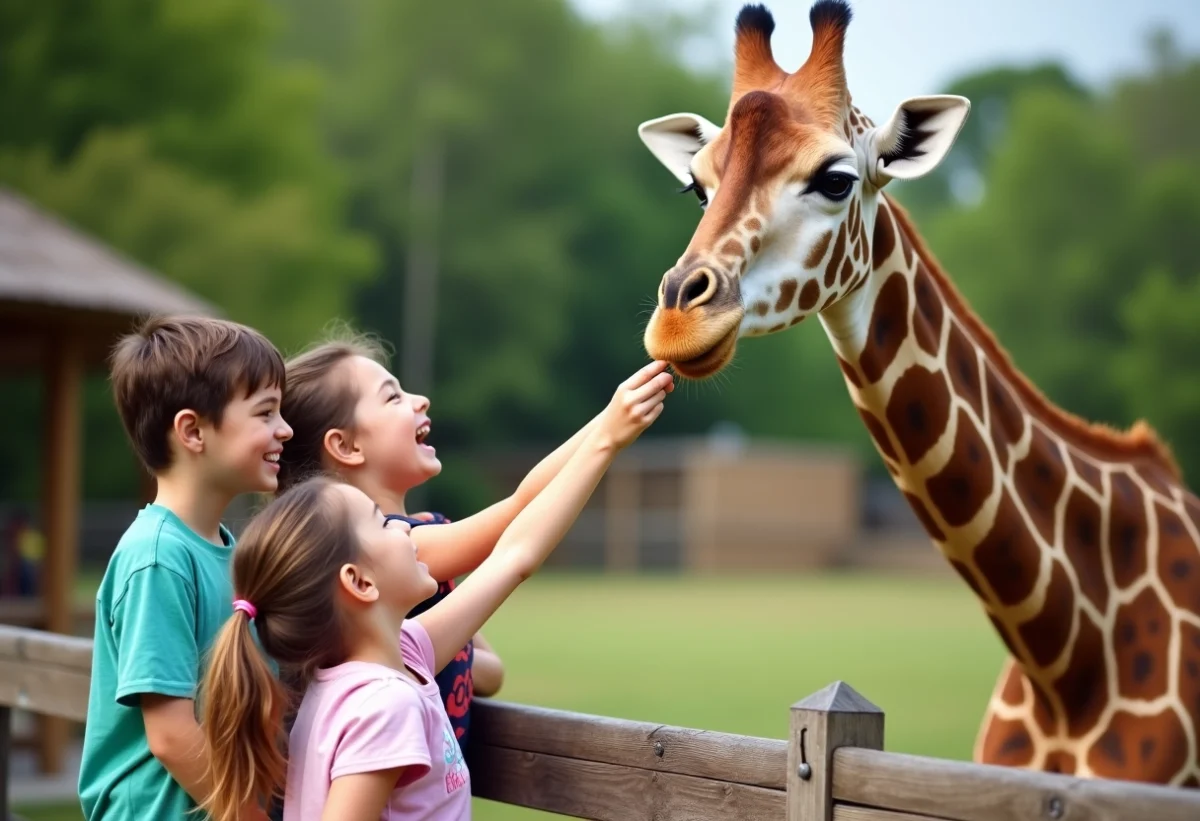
275, 325, 673, 751
199, 362, 672, 821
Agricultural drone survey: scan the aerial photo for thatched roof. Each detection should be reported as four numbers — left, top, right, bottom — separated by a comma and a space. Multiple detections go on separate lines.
0, 187, 216, 318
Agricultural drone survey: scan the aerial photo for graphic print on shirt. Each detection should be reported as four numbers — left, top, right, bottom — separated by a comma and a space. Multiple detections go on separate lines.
442, 725, 468, 793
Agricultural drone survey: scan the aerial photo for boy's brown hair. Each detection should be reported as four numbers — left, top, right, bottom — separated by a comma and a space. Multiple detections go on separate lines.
109, 315, 286, 473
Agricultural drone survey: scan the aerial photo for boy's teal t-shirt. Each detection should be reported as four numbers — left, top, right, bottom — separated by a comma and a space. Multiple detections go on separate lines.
78, 503, 235, 821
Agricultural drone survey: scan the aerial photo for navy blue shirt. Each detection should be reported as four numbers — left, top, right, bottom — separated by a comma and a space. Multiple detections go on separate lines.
388, 512, 476, 749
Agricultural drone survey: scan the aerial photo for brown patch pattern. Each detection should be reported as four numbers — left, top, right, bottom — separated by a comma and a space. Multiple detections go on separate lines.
1013, 426, 1067, 544
1180, 623, 1200, 759
984, 364, 1026, 469
839, 257, 853, 286
872, 204, 896, 269
979, 717, 1035, 767
926, 410, 994, 528
1109, 472, 1148, 589
721, 239, 743, 257
911, 262, 944, 358
1158, 503, 1200, 613
1043, 750, 1077, 775
824, 224, 846, 287
906, 491, 946, 542
1050, 612, 1106, 737
1062, 487, 1106, 611
1086, 709, 1189, 782
974, 490, 1042, 606
858, 273, 909, 384
946, 323, 983, 420
886, 367, 951, 464
1071, 452, 1104, 495
798, 280, 820, 312
1114, 586, 1171, 700
805, 231, 833, 269
837, 356, 862, 388
775, 279, 798, 313
1017, 560, 1075, 668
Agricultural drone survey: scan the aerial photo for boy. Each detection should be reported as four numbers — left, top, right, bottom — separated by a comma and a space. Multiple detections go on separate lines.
79, 316, 292, 821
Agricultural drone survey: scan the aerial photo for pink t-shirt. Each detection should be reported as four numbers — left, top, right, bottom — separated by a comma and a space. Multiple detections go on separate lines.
282, 620, 472, 821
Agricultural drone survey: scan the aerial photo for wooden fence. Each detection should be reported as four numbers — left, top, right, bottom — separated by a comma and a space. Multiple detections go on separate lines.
3, 623, 1199, 820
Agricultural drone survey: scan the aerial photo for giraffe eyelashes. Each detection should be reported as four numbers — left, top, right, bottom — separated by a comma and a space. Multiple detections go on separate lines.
678, 177, 709, 210
807, 170, 857, 202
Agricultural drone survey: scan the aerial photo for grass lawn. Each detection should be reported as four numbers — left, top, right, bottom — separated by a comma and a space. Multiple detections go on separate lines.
16, 570, 1007, 820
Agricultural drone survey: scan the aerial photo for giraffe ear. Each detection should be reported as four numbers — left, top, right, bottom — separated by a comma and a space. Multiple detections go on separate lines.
637, 113, 723, 186
869, 95, 971, 186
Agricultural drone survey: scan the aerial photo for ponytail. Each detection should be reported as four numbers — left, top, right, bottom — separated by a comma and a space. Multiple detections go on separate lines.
195, 477, 361, 821
200, 610, 287, 821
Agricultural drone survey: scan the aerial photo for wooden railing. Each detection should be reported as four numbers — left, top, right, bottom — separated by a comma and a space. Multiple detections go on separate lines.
3, 624, 1199, 820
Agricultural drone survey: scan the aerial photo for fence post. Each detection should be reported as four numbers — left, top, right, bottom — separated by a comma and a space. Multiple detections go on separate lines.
786, 680, 884, 821
1, 704, 10, 820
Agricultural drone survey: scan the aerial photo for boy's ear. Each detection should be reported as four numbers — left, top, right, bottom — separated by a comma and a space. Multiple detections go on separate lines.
324, 428, 365, 469
338, 563, 379, 604
172, 409, 205, 455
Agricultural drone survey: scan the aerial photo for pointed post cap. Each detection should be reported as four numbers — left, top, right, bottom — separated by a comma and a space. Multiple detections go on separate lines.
791, 680, 882, 714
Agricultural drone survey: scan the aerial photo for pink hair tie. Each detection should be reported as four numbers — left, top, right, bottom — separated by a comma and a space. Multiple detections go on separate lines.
232, 598, 257, 620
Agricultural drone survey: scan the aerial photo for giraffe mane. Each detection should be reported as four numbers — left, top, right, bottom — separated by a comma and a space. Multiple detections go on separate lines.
885, 195, 1184, 483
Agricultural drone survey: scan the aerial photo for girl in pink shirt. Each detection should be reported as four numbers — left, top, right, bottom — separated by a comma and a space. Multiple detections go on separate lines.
196, 361, 673, 821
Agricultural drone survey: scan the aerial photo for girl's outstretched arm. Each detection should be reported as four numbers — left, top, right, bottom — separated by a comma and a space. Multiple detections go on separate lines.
416, 362, 672, 673
409, 414, 600, 581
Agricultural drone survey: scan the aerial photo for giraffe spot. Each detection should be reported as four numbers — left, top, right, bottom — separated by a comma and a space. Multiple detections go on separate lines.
1086, 708, 1189, 782
910, 262, 943, 358
1070, 453, 1103, 495
857, 406, 898, 462
1157, 503, 1200, 613
1114, 587, 1171, 700
926, 409, 994, 528
825, 224, 847, 288
751, 301, 770, 317
775, 279, 798, 313
886, 367, 951, 464
906, 491, 946, 542
805, 231, 833, 269
1138, 464, 1175, 498
739, 258, 748, 275
789, 315, 805, 326
1013, 426, 1067, 544
1181, 623, 1200, 741
837, 356, 862, 388
768, 322, 786, 333
872, 204, 896, 269
745, 217, 762, 232
750, 236, 761, 254
721, 239, 743, 257
839, 256, 853, 286
1183, 775, 1200, 788
1043, 751, 1077, 775
849, 198, 860, 240
979, 717, 1034, 767
1184, 492, 1200, 534
1063, 487, 1107, 611
853, 234, 863, 264
859, 273, 909, 384
1049, 610, 1106, 737
946, 323, 983, 420
797, 280, 820, 312
984, 364, 1025, 469
974, 490, 1042, 606
988, 613, 1024, 662
820, 292, 837, 310
1108, 472, 1148, 589
1030, 677, 1058, 736
999, 662, 1025, 705
1019, 560, 1076, 669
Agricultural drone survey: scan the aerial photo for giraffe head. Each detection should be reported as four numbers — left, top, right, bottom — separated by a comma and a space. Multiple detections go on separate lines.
639, 1, 970, 378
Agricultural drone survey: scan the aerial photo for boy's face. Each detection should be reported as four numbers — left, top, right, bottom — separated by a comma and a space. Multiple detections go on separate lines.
202, 383, 293, 495
345, 356, 441, 491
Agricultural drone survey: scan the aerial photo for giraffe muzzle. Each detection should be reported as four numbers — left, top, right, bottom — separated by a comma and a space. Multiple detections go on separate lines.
661, 265, 719, 312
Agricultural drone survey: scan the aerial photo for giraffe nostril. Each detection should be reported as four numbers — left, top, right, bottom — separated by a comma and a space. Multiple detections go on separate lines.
677, 268, 717, 311
684, 278, 708, 306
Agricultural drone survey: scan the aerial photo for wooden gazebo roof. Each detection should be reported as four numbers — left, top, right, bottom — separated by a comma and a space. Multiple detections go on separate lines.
0, 187, 217, 368
0, 186, 217, 774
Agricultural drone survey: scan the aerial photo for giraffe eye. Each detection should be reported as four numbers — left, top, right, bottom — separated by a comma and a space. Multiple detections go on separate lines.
813, 171, 856, 201
678, 177, 709, 210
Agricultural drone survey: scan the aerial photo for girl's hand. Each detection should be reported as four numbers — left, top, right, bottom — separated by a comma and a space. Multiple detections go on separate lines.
598, 360, 674, 450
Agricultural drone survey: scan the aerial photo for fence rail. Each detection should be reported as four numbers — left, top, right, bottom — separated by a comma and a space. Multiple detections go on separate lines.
2, 624, 1198, 820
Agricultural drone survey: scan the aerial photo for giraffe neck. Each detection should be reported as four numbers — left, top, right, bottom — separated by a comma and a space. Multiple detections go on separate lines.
817, 194, 1200, 782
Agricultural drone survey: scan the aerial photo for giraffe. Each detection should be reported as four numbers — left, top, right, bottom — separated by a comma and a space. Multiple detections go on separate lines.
636, 0, 1200, 786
